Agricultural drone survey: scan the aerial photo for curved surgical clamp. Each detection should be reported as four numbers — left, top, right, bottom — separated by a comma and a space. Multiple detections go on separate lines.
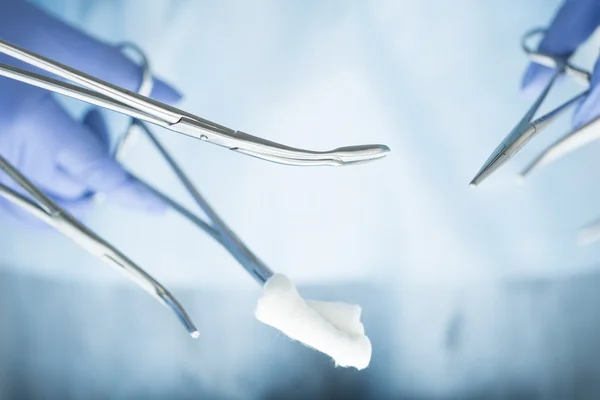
0, 156, 201, 338
0, 39, 390, 167
470, 28, 591, 187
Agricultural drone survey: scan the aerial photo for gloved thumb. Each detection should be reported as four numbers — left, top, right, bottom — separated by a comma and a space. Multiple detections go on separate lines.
572, 56, 600, 129
58, 108, 166, 213
1, 0, 183, 105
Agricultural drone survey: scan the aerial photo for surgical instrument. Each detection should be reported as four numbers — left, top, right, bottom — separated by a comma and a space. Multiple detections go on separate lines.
484, 28, 600, 246
470, 27, 591, 187
0, 39, 390, 167
0, 156, 200, 338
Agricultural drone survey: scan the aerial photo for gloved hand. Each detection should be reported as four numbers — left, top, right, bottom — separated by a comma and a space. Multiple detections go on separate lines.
0, 0, 182, 223
521, 0, 600, 129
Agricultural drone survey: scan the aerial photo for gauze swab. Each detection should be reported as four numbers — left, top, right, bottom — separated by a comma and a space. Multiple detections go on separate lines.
255, 274, 372, 370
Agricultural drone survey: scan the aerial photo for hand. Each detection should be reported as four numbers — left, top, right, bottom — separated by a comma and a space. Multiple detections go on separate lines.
0, 0, 182, 223
521, 0, 600, 129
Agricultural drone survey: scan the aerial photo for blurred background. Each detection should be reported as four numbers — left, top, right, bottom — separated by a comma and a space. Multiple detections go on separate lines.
2, 0, 600, 398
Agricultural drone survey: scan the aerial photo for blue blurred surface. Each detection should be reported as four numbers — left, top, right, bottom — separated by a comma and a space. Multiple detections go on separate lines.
2, 0, 600, 398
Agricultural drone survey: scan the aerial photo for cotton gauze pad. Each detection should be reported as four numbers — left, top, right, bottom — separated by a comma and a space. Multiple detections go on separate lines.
255, 273, 371, 370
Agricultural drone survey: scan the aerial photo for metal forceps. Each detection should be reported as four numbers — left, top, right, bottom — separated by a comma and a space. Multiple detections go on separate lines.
470, 27, 591, 187
0, 39, 390, 167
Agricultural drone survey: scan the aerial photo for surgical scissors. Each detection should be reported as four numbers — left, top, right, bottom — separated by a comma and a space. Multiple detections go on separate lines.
470, 27, 591, 187
0, 39, 390, 167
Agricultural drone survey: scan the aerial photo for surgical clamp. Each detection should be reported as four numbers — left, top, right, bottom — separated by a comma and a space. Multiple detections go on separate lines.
0, 156, 201, 338
0, 38, 390, 167
470, 27, 591, 187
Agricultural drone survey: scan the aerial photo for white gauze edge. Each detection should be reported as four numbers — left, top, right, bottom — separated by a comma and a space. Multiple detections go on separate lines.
254, 273, 372, 370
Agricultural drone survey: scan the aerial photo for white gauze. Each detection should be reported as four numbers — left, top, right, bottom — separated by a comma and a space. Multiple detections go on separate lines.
255, 273, 372, 370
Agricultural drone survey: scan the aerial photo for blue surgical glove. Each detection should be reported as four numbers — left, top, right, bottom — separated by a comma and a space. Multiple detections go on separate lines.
0, 0, 182, 223
521, 0, 600, 129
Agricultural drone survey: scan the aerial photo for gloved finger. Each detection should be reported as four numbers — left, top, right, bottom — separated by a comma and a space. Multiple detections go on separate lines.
55, 193, 96, 221
82, 107, 110, 152
573, 56, 600, 128
40, 168, 88, 200
2, 1, 182, 105
521, 63, 562, 99
521, 0, 600, 95
55, 107, 166, 213
35, 108, 112, 201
